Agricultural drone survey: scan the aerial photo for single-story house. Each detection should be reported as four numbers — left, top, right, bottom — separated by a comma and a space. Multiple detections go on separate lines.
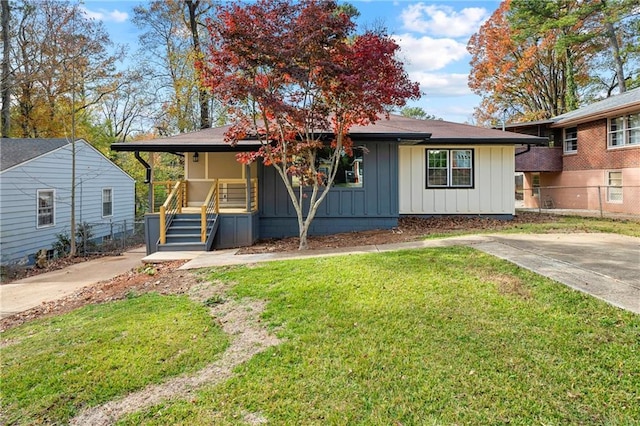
111, 114, 546, 253
508, 87, 640, 215
0, 138, 136, 266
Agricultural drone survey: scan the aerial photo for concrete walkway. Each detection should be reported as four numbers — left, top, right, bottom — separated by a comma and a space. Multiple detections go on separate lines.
0, 247, 147, 319
1, 234, 638, 319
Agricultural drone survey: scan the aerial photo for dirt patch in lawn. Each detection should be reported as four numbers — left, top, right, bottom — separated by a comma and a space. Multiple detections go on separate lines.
69, 294, 281, 426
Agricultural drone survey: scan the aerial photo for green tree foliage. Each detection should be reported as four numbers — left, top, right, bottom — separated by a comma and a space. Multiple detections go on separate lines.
468, 0, 639, 126
401, 107, 442, 120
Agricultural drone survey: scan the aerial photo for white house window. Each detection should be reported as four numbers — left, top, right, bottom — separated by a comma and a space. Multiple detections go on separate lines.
563, 127, 578, 153
606, 171, 623, 203
608, 113, 640, 148
102, 188, 113, 217
37, 190, 55, 228
426, 149, 473, 188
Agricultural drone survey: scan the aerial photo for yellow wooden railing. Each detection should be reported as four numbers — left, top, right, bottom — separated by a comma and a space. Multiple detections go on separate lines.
152, 180, 187, 213
159, 181, 185, 245
157, 178, 258, 246
200, 180, 219, 242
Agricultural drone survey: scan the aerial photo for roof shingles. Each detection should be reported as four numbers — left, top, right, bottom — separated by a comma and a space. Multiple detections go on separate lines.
0, 138, 70, 172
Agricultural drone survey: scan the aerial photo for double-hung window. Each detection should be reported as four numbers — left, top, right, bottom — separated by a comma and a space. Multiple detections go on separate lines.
563, 127, 578, 153
426, 149, 473, 188
102, 188, 113, 217
608, 113, 640, 148
37, 189, 55, 228
606, 171, 623, 203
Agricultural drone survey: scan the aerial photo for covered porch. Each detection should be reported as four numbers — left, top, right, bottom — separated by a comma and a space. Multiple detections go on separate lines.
147, 151, 260, 253
110, 127, 263, 253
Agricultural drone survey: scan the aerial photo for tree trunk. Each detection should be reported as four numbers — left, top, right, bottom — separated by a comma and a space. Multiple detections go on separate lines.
1, 0, 10, 137
605, 20, 626, 93
185, 0, 210, 129
565, 48, 578, 111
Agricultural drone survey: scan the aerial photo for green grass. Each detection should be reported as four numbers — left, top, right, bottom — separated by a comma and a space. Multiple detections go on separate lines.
117, 247, 640, 425
0, 293, 229, 425
504, 215, 640, 237
424, 215, 640, 239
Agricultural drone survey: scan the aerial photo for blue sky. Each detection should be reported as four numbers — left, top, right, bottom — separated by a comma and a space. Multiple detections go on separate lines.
82, 0, 500, 124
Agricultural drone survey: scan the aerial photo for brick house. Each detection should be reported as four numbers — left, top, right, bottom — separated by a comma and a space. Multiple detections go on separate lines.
509, 88, 640, 215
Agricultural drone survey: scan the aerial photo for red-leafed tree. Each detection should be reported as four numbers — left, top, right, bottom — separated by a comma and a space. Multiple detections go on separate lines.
200, 0, 420, 249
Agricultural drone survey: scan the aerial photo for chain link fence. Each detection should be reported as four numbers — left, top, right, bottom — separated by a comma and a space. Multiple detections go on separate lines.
56, 220, 145, 258
518, 185, 640, 218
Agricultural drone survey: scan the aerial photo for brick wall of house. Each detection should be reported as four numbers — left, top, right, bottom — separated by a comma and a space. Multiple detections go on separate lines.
521, 168, 640, 214
563, 118, 640, 171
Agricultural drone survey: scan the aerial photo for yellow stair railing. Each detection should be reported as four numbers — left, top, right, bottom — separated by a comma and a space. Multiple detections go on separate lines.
159, 181, 185, 245
200, 180, 219, 243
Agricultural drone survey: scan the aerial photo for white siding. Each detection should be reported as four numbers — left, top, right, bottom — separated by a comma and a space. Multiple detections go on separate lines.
399, 145, 515, 215
0, 140, 135, 265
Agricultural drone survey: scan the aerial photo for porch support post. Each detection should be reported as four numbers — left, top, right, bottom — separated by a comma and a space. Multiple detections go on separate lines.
245, 163, 251, 212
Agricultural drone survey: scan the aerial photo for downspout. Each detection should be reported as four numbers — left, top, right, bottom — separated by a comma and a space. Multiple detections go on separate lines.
134, 151, 152, 212
134, 151, 151, 183
515, 145, 531, 156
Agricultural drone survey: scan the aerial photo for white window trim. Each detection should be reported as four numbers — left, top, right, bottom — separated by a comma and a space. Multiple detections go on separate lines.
608, 113, 640, 149
426, 149, 474, 189
102, 188, 113, 217
563, 127, 578, 153
531, 173, 540, 197
606, 171, 623, 203
37, 189, 55, 229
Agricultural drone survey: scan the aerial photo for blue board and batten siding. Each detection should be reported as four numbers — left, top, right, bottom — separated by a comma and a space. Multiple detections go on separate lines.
258, 141, 399, 238
0, 141, 135, 265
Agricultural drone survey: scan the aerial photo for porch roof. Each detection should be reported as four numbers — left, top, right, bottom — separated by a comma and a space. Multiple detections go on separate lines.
111, 114, 546, 153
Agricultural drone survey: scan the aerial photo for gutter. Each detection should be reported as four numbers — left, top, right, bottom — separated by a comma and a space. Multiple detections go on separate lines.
515, 145, 532, 156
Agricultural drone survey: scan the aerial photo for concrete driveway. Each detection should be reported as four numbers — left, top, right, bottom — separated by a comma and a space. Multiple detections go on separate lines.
0, 247, 147, 319
470, 233, 640, 313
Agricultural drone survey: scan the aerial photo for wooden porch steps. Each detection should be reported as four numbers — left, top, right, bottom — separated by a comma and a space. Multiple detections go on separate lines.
157, 213, 219, 252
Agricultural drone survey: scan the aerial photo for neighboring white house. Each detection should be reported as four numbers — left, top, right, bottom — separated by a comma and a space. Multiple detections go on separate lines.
0, 138, 135, 266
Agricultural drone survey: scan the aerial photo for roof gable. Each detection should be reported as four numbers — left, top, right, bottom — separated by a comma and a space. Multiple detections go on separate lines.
0, 138, 70, 171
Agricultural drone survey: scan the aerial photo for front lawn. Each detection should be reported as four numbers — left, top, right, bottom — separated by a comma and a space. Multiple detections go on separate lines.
0, 293, 229, 425
120, 247, 640, 425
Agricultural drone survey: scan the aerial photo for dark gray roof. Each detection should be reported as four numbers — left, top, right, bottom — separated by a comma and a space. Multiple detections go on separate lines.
1, 138, 70, 171
350, 115, 546, 144
112, 115, 546, 153
552, 87, 640, 126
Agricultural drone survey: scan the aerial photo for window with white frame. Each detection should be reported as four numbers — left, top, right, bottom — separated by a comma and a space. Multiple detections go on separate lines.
606, 171, 623, 203
102, 188, 113, 217
37, 190, 55, 228
563, 127, 578, 153
426, 149, 473, 188
531, 173, 540, 196
608, 113, 640, 148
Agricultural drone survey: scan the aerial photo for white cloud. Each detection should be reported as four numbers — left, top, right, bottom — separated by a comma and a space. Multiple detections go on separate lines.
394, 33, 468, 72
400, 3, 488, 38
411, 72, 472, 97
81, 7, 128, 23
